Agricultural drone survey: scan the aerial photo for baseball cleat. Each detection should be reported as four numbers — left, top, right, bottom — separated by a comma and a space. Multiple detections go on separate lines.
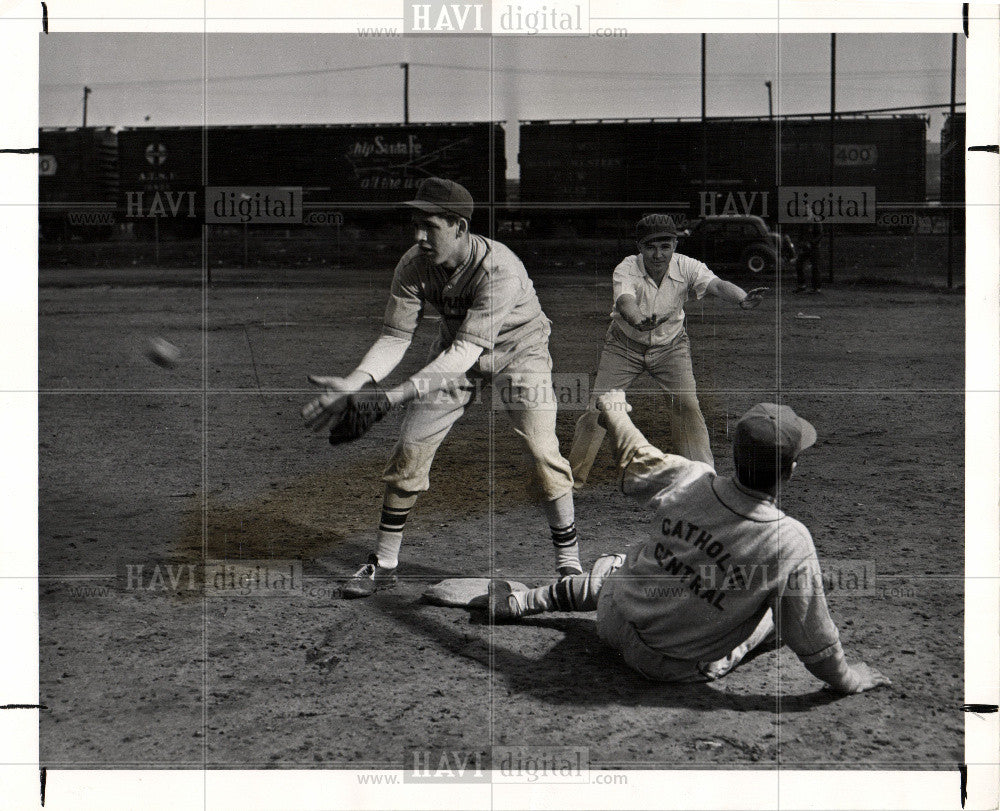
341, 553, 397, 599
488, 580, 523, 623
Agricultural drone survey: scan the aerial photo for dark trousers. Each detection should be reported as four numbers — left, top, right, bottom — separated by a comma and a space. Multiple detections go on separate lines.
795, 247, 822, 290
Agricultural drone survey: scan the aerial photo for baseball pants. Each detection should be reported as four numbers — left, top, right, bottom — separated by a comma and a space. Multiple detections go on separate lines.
382, 338, 574, 503
553, 554, 776, 682
568, 324, 714, 485
597, 581, 775, 682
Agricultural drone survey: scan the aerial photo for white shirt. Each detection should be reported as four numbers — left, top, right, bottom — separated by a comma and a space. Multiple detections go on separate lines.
610, 252, 717, 346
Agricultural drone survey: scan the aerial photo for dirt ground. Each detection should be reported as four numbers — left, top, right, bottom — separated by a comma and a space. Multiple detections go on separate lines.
38, 266, 964, 770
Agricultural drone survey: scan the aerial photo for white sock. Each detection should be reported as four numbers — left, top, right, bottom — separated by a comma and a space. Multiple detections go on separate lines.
542, 494, 579, 572
522, 586, 553, 614
375, 530, 402, 569
542, 492, 575, 527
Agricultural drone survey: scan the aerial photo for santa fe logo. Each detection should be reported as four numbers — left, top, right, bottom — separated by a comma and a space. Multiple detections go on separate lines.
145, 143, 167, 166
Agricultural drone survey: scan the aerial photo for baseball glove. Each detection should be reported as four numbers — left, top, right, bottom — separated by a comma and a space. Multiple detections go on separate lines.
328, 385, 393, 445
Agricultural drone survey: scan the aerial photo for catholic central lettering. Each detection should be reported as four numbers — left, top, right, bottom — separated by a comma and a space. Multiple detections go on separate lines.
653, 517, 774, 608
653, 540, 727, 611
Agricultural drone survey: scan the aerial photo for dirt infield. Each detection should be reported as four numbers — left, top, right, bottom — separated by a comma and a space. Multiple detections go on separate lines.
39, 269, 964, 769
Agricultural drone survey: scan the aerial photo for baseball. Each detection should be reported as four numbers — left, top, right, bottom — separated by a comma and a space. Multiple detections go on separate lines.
146, 337, 181, 368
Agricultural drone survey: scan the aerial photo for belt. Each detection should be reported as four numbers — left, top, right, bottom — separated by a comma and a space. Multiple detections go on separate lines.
608, 322, 687, 353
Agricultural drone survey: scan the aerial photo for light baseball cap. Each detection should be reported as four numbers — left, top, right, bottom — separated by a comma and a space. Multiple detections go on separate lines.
405, 177, 474, 220
734, 403, 817, 468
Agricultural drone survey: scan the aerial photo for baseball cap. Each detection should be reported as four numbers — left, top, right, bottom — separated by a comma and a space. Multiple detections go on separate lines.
734, 403, 817, 469
405, 177, 474, 220
636, 213, 679, 243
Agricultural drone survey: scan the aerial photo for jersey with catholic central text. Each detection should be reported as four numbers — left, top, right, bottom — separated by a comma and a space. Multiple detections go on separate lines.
604, 448, 841, 664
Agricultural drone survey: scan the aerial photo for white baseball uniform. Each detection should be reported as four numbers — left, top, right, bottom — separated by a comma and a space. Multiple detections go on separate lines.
568, 252, 718, 483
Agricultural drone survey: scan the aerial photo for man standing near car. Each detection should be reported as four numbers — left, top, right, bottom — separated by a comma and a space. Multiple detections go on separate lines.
795, 218, 823, 293
567, 214, 768, 486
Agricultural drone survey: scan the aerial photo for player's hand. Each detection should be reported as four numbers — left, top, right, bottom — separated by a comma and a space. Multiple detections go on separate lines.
739, 287, 769, 310
826, 662, 892, 694
848, 662, 892, 693
633, 315, 659, 331
302, 374, 355, 432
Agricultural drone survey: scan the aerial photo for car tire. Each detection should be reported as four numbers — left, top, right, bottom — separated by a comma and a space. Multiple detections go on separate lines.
743, 249, 773, 275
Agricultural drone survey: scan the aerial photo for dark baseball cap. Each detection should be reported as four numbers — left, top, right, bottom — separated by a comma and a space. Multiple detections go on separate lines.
405, 177, 474, 220
636, 213, 679, 243
734, 403, 817, 468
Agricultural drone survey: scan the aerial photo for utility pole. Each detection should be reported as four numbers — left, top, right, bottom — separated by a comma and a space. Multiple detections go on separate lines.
701, 34, 707, 213
828, 34, 836, 285
82, 86, 91, 127
765, 80, 773, 119
947, 32, 957, 289
400, 62, 410, 124
701, 35, 706, 121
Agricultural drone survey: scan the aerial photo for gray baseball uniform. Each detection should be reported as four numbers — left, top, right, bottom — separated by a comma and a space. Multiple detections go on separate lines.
375, 233, 574, 502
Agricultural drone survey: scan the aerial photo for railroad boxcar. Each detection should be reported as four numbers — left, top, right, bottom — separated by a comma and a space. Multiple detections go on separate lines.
518, 115, 926, 231
117, 122, 505, 236
38, 127, 118, 241
939, 112, 965, 205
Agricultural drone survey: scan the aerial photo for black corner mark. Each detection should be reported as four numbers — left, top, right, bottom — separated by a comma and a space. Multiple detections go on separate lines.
959, 705, 997, 809
961, 703, 999, 713
968, 145, 1000, 154
0, 703, 49, 710
41, 2, 48, 33
963, 3, 969, 37
40, 767, 47, 807
0, 148, 40, 154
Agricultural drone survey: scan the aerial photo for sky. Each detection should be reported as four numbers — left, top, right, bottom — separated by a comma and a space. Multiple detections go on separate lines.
39, 33, 966, 172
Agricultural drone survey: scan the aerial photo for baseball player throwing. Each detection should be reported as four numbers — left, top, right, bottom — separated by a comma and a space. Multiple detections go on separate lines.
302, 177, 583, 597
568, 213, 767, 486
491, 390, 891, 693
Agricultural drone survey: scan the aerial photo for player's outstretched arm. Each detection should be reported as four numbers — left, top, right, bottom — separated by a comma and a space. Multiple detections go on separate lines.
302, 333, 413, 431
615, 294, 659, 331
705, 278, 769, 309
302, 370, 375, 431
322, 340, 483, 446
406, 339, 483, 402
596, 391, 691, 503
781, 559, 892, 695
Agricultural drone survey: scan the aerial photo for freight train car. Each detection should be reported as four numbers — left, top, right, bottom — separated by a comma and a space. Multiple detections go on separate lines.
939, 112, 965, 206
116, 127, 203, 238
117, 122, 505, 237
518, 115, 926, 232
38, 127, 118, 241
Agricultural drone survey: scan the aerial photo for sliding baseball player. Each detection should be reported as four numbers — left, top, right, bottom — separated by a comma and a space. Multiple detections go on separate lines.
491, 391, 890, 694
302, 177, 583, 597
